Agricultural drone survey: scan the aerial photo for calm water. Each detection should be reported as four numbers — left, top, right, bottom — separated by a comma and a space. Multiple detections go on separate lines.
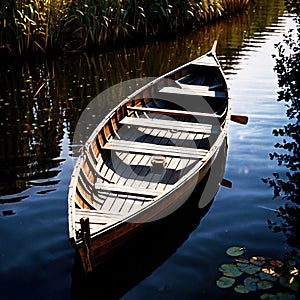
0, 0, 297, 299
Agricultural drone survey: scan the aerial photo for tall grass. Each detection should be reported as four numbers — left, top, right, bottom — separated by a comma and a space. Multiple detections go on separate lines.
1, 0, 68, 55
0, 0, 251, 57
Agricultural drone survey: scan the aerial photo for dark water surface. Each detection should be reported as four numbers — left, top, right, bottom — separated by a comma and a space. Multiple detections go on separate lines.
0, 0, 298, 299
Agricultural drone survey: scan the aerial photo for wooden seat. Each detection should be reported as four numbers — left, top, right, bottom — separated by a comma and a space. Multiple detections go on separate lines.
158, 85, 227, 98
94, 182, 161, 199
120, 115, 220, 134
126, 106, 226, 120
103, 139, 208, 160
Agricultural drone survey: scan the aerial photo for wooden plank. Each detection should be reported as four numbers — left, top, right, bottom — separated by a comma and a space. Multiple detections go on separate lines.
114, 124, 172, 197
117, 196, 136, 214
97, 158, 119, 184
116, 194, 151, 213
126, 106, 225, 120
141, 128, 186, 191
110, 124, 167, 187
158, 85, 227, 98
149, 130, 194, 191
92, 192, 105, 208
120, 116, 218, 134
108, 193, 128, 213
75, 208, 124, 224
95, 124, 157, 215
116, 152, 149, 187
103, 139, 208, 160
128, 154, 157, 189
99, 192, 119, 212
107, 123, 149, 185
94, 182, 161, 198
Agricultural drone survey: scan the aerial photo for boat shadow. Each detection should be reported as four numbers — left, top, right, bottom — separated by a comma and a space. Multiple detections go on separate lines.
70, 141, 228, 300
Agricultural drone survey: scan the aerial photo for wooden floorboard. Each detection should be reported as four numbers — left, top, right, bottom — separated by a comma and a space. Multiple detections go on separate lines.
75, 208, 124, 224
112, 125, 171, 214
114, 126, 163, 182
108, 193, 127, 213
115, 126, 168, 213
99, 192, 119, 212
100, 127, 157, 215
122, 195, 148, 214
89, 110, 212, 216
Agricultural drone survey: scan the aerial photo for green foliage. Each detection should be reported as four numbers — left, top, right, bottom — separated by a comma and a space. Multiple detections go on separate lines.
216, 246, 299, 299
262, 0, 300, 249
216, 276, 235, 288
0, 0, 251, 57
226, 246, 245, 256
219, 263, 243, 277
0, 0, 68, 55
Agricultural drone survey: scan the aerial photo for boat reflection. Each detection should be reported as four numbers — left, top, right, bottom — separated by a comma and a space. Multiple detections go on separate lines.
70, 139, 228, 299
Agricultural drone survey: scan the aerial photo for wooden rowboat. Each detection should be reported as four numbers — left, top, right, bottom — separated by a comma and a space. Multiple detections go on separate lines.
68, 41, 241, 273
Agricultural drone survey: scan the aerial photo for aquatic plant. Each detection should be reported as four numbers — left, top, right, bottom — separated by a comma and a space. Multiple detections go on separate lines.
0, 0, 251, 57
220, 0, 251, 14
216, 246, 300, 298
0, 0, 68, 55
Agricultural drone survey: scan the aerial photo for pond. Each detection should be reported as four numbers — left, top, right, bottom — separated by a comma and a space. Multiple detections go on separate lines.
0, 0, 298, 299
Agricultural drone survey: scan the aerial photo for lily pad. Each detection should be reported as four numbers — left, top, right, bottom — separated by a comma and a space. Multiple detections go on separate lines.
250, 256, 266, 266
270, 260, 284, 268
236, 257, 249, 264
289, 267, 299, 276
262, 267, 281, 278
237, 262, 248, 268
279, 276, 290, 288
226, 246, 245, 257
280, 276, 299, 292
257, 280, 273, 290
276, 292, 296, 300
234, 284, 250, 294
244, 276, 259, 291
238, 263, 261, 275
290, 280, 299, 292
219, 264, 243, 277
288, 259, 297, 267
260, 294, 277, 300
216, 276, 235, 288
259, 271, 278, 282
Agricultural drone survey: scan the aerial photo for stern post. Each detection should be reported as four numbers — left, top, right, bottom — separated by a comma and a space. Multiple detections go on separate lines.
80, 217, 93, 273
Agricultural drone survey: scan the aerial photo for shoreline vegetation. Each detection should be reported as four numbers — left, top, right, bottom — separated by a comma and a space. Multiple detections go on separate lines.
0, 0, 251, 60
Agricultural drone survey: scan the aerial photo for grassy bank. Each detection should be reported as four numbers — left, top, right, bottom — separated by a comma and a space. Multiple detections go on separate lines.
0, 0, 251, 58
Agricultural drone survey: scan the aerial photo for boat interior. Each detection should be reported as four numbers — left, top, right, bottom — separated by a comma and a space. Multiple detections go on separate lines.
71, 60, 229, 235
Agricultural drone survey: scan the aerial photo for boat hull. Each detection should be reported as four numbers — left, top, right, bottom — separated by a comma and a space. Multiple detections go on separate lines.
68, 41, 231, 273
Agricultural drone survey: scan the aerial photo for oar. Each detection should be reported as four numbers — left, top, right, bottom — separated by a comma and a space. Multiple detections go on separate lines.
221, 178, 232, 188
231, 114, 248, 125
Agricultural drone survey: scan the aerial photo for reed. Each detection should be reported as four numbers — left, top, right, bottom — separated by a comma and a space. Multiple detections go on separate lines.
0, 0, 251, 57
0, 0, 68, 56
220, 0, 250, 14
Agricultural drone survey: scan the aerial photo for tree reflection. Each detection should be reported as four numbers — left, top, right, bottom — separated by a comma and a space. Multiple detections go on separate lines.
263, 0, 300, 248
0, 61, 65, 197
0, 0, 286, 202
